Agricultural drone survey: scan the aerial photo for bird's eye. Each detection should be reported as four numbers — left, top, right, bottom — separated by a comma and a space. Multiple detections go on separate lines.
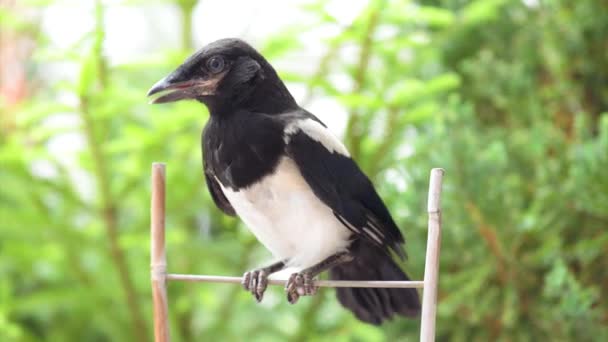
206, 56, 225, 74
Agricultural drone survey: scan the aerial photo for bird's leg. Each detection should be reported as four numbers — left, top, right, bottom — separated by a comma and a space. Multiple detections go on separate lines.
286, 251, 354, 304
242, 259, 287, 302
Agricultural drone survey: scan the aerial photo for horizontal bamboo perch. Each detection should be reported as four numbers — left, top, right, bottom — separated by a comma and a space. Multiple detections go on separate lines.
166, 274, 425, 288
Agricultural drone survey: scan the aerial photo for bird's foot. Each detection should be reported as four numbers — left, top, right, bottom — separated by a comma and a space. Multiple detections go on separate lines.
285, 272, 318, 304
242, 269, 270, 302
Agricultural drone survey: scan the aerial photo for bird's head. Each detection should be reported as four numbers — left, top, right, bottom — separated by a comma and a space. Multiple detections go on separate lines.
147, 38, 295, 114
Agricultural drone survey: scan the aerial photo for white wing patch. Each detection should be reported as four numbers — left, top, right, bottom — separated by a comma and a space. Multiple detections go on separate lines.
362, 227, 384, 245
284, 118, 350, 157
366, 214, 386, 240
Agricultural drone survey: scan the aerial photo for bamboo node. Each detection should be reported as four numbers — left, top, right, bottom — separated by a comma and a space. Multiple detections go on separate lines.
151, 264, 167, 281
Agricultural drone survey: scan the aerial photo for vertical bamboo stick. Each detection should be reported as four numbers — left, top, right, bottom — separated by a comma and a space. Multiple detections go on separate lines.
420, 168, 444, 342
151, 163, 170, 342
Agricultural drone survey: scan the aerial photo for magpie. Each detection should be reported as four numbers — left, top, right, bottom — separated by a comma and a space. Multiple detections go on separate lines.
147, 38, 421, 324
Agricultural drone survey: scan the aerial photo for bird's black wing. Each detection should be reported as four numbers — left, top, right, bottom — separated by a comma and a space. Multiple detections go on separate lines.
203, 171, 236, 216
284, 115, 406, 258
202, 119, 236, 216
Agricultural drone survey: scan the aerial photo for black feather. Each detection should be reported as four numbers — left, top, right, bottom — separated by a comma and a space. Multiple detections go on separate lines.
203, 171, 235, 216
202, 111, 285, 191
330, 240, 421, 324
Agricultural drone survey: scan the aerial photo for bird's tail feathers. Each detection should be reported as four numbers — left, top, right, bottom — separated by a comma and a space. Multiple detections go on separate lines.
329, 242, 420, 325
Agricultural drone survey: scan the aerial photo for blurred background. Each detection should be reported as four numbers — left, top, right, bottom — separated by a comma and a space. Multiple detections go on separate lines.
1, 0, 607, 340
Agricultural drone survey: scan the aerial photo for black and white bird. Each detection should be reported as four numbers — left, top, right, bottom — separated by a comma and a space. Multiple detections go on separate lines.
147, 38, 420, 325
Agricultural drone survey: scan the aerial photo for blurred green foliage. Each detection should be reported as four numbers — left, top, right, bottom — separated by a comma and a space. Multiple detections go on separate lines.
1, 0, 607, 341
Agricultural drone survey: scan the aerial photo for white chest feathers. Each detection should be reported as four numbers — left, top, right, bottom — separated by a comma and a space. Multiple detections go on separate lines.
218, 157, 352, 268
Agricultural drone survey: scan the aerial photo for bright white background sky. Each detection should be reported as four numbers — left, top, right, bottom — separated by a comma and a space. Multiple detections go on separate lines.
40, 0, 369, 131
42, 0, 366, 63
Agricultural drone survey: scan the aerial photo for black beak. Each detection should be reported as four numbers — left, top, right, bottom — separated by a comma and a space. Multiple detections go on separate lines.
147, 77, 174, 97
146, 74, 199, 104
147, 68, 227, 104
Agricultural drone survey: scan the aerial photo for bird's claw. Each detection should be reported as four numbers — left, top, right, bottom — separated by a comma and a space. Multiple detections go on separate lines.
285, 272, 317, 304
242, 269, 268, 302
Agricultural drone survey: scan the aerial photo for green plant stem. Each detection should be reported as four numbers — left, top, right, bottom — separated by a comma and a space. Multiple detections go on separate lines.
368, 107, 400, 179
75, 3, 149, 341
301, 41, 341, 107
345, 0, 384, 159
79, 97, 149, 342
464, 201, 508, 285
177, 0, 197, 50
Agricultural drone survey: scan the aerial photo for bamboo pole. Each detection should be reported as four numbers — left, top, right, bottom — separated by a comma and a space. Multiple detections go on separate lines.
420, 168, 445, 342
151, 163, 170, 342
166, 274, 424, 288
